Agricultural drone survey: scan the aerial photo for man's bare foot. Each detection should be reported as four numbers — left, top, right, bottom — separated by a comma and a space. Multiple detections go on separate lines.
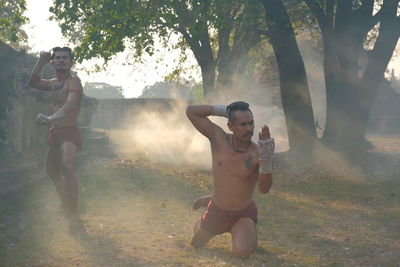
67, 215, 85, 234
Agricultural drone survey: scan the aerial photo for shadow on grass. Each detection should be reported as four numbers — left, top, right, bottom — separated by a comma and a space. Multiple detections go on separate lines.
68, 221, 153, 266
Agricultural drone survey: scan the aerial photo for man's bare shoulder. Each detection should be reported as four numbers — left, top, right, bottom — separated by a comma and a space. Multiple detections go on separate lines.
69, 76, 82, 85
68, 76, 83, 93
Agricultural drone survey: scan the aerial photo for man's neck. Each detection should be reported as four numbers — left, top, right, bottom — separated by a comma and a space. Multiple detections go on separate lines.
56, 70, 71, 81
231, 135, 251, 153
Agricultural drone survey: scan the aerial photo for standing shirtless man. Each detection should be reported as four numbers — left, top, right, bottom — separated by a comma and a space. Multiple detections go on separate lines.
186, 101, 274, 258
29, 47, 83, 223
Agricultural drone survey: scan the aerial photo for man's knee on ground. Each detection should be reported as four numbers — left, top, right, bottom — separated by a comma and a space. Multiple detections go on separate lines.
190, 228, 213, 248
190, 235, 208, 248
232, 246, 255, 258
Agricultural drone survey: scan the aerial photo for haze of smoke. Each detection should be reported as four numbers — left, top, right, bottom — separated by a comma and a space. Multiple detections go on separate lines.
111, 101, 211, 167
107, 96, 288, 168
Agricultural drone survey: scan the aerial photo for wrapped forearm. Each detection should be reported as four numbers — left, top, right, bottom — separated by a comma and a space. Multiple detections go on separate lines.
36, 108, 66, 126
48, 108, 66, 122
258, 138, 275, 174
211, 105, 228, 117
36, 113, 50, 125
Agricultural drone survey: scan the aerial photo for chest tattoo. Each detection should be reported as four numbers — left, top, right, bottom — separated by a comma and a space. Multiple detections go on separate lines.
245, 154, 253, 169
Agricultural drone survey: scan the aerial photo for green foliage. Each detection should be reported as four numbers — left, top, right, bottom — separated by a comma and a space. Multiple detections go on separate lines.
49, 0, 262, 60
83, 82, 125, 99
0, 0, 28, 47
49, 0, 269, 93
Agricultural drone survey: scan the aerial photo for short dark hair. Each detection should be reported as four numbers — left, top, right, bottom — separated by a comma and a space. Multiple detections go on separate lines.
51, 46, 74, 60
227, 101, 252, 122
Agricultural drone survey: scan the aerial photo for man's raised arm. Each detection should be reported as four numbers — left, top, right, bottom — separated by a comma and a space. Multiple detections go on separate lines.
29, 51, 53, 91
186, 105, 227, 140
258, 126, 274, 194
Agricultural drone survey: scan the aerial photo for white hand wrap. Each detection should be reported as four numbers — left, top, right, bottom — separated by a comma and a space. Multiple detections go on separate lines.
212, 105, 228, 117
48, 108, 66, 122
36, 113, 50, 125
258, 138, 275, 174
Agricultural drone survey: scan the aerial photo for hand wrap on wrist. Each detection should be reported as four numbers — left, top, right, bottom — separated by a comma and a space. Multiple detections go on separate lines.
258, 138, 275, 174
48, 108, 66, 122
36, 113, 50, 125
211, 105, 228, 118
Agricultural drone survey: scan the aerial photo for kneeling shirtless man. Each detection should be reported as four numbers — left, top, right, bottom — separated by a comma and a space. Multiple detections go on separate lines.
186, 101, 274, 258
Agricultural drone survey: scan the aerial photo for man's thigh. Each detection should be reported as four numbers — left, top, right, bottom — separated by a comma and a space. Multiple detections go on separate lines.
230, 217, 257, 256
61, 141, 78, 166
46, 147, 62, 174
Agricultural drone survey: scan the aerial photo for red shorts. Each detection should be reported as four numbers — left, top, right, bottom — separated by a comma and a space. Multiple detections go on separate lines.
200, 200, 258, 235
48, 126, 81, 151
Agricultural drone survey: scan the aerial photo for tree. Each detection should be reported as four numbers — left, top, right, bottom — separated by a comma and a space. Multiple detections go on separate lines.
304, 0, 400, 152
0, 0, 28, 48
259, 0, 317, 152
50, 0, 324, 153
50, 0, 265, 95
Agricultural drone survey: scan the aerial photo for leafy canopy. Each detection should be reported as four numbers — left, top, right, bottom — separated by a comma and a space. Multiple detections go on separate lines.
0, 0, 28, 45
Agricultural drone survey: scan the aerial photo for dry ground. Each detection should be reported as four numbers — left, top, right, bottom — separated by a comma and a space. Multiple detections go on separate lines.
0, 135, 399, 266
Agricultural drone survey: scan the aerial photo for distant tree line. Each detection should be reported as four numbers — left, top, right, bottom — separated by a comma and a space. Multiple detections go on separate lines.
83, 82, 125, 99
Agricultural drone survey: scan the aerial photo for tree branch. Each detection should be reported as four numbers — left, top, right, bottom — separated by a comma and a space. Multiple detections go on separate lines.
303, 0, 326, 31
335, 0, 353, 33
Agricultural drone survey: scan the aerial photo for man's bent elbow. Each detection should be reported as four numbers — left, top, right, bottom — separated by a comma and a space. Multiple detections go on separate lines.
186, 105, 193, 113
186, 105, 195, 119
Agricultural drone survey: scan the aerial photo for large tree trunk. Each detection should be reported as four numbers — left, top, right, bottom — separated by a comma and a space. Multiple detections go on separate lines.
260, 0, 317, 153
322, 27, 367, 151
357, 2, 400, 139
320, 0, 400, 152
180, 27, 217, 95
200, 62, 217, 96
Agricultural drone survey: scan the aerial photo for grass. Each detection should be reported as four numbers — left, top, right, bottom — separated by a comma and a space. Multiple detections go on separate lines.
0, 136, 399, 266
